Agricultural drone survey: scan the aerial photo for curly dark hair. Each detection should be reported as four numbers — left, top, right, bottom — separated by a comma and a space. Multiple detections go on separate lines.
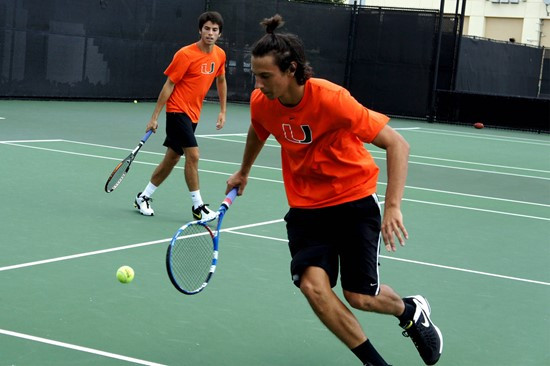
198, 11, 223, 33
251, 14, 313, 85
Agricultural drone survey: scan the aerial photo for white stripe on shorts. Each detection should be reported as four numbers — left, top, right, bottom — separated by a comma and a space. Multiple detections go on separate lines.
372, 193, 382, 296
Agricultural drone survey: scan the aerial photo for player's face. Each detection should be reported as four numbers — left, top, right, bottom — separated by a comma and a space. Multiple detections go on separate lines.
251, 54, 294, 102
199, 21, 221, 45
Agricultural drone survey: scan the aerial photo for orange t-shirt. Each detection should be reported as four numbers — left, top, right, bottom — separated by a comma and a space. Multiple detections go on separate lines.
250, 78, 389, 208
164, 43, 226, 122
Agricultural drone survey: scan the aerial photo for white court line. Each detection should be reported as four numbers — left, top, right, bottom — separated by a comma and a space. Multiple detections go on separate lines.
200, 133, 550, 175
198, 128, 550, 146
72, 136, 548, 181
224, 230, 550, 286
0, 238, 170, 272
203, 165, 550, 209
203, 173, 550, 219
1, 222, 548, 361
205, 169, 550, 209
0, 219, 282, 363
381, 256, 550, 286
371, 154, 550, 181
0, 219, 284, 273
0, 117, 6, 120
196, 133, 247, 137
214, 176, 550, 220
63, 137, 550, 176
0, 217, 546, 286
0, 329, 166, 366
399, 184, 550, 208
402, 198, 550, 221
369, 150, 550, 174
2, 140, 549, 219
198, 136, 550, 179
0, 139, 62, 143
202, 127, 549, 145
407, 161, 550, 181
0, 141, 160, 165
61, 140, 281, 171
407, 154, 550, 174
411, 127, 550, 144
408, 128, 550, 146
2, 135, 546, 361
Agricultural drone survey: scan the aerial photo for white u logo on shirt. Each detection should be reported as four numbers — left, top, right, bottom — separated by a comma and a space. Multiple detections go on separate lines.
283, 124, 312, 144
201, 62, 215, 74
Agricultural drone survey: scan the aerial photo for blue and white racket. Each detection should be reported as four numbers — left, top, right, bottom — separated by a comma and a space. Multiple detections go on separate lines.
104, 130, 153, 193
166, 188, 238, 295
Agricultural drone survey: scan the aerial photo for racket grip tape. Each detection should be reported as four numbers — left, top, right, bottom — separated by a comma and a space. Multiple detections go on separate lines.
142, 130, 154, 142
222, 187, 238, 208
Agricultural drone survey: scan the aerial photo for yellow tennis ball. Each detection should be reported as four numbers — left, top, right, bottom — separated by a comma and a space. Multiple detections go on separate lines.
133, 100, 138, 104
116, 266, 134, 284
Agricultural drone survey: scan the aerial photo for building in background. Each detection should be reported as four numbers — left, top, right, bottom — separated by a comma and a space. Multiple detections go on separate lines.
349, 0, 550, 47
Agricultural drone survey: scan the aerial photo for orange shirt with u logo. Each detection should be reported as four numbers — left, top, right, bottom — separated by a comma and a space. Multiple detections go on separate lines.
164, 43, 226, 122
250, 78, 389, 208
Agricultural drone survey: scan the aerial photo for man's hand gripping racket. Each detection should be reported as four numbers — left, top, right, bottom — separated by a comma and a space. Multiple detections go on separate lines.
104, 130, 153, 193
165, 188, 238, 295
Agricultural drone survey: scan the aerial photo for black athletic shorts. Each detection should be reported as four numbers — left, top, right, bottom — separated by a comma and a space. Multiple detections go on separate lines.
285, 194, 382, 295
163, 112, 198, 156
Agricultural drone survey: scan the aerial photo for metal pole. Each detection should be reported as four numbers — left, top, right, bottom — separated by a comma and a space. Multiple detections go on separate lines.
451, 0, 467, 91
536, 47, 545, 98
344, 1, 358, 90
449, 0, 460, 90
427, 0, 445, 122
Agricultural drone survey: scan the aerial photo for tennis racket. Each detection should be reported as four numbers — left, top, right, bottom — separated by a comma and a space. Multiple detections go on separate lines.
166, 188, 238, 295
104, 130, 153, 193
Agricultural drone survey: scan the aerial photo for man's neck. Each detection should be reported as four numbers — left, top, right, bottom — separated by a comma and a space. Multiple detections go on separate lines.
279, 83, 305, 107
196, 41, 214, 53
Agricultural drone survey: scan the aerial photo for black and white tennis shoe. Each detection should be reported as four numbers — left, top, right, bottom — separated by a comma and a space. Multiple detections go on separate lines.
400, 295, 443, 365
192, 204, 217, 221
134, 192, 154, 216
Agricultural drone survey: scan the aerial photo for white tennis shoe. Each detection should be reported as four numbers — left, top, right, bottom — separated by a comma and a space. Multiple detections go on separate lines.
192, 204, 217, 221
134, 192, 154, 216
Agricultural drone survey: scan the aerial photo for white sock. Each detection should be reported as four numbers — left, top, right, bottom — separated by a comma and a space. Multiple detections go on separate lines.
190, 190, 203, 209
141, 182, 157, 198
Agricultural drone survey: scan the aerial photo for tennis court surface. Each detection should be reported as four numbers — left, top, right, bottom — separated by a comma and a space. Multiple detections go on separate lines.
1, 100, 549, 366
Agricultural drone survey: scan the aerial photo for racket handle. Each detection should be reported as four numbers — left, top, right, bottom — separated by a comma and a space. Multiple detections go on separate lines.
142, 130, 153, 143
222, 187, 238, 209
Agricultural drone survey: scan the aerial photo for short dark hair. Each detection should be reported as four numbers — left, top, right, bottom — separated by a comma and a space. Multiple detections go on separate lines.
251, 14, 313, 85
198, 11, 223, 34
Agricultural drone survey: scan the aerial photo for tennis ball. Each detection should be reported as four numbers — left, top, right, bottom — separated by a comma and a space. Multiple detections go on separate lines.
133, 100, 138, 104
116, 266, 135, 284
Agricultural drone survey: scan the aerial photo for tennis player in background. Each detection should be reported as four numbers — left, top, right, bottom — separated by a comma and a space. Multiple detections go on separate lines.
134, 11, 226, 221
226, 14, 443, 366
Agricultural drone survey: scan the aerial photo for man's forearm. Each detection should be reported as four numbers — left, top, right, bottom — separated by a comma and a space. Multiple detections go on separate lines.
217, 77, 227, 113
240, 124, 265, 175
152, 79, 175, 120
383, 139, 409, 209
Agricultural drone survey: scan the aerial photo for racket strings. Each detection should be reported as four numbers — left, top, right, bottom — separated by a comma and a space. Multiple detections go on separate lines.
106, 160, 131, 191
170, 224, 215, 292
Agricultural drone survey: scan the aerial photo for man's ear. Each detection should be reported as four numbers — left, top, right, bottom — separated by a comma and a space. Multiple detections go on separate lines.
288, 62, 296, 73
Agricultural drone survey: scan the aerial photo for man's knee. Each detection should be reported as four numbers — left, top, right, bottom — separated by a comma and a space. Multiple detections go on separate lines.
164, 148, 181, 165
344, 291, 377, 311
184, 147, 200, 162
299, 268, 331, 301
299, 277, 321, 299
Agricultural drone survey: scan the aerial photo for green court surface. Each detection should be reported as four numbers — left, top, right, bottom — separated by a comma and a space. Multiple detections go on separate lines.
0, 100, 549, 366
